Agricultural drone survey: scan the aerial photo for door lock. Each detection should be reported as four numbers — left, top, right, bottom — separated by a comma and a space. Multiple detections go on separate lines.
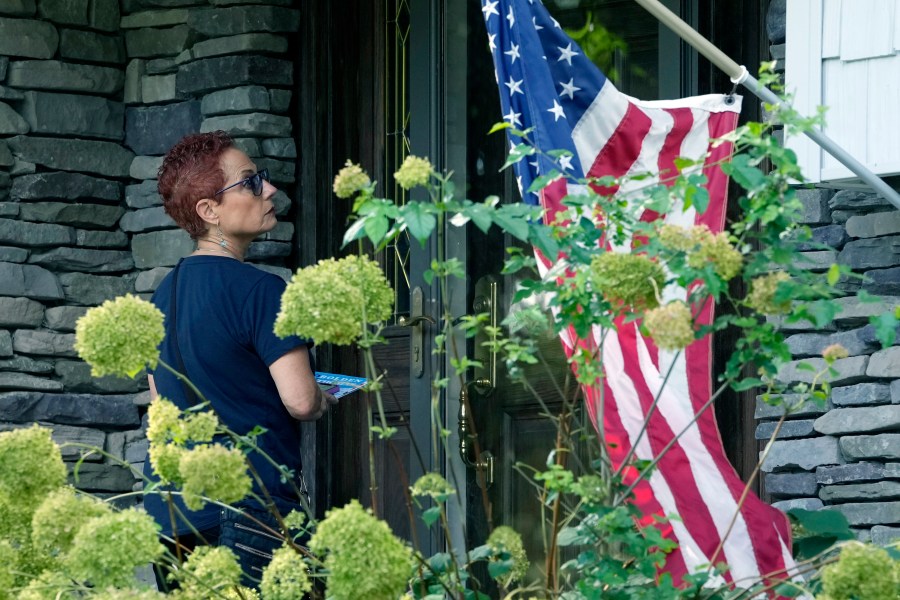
399, 287, 432, 378
458, 384, 494, 486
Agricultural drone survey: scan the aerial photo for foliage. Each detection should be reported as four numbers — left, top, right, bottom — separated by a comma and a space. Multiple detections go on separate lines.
5, 65, 899, 600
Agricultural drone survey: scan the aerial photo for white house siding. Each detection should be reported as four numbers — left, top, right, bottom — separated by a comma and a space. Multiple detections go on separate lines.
786, 0, 900, 183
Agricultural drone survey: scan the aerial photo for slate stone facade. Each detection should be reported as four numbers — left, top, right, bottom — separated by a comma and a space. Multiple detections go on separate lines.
0, 0, 298, 504
759, 0, 900, 546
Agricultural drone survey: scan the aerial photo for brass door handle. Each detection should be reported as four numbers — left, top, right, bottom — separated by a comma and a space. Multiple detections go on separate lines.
397, 314, 435, 327
458, 384, 494, 486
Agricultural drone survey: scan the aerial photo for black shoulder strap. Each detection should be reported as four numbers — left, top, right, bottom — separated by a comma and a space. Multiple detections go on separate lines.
169, 261, 199, 405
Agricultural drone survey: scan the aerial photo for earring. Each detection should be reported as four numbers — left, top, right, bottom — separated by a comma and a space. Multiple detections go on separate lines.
216, 223, 227, 248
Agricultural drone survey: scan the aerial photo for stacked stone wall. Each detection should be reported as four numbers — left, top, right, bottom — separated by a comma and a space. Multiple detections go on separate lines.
759, 0, 900, 546
0, 0, 300, 503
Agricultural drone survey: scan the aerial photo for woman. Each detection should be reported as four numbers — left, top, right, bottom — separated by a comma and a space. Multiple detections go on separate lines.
142, 131, 334, 586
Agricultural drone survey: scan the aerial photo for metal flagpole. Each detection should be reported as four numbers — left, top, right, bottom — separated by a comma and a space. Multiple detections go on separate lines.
633, 0, 900, 211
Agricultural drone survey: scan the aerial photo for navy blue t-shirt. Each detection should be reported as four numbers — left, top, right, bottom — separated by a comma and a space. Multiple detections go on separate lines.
142, 256, 310, 536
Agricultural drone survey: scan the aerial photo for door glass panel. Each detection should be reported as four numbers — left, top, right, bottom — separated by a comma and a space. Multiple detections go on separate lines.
383, 0, 412, 323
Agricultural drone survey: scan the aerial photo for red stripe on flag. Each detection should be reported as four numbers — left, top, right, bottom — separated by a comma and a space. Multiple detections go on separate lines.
579, 354, 691, 580
658, 108, 694, 188
616, 320, 730, 581
586, 102, 652, 195
684, 113, 792, 579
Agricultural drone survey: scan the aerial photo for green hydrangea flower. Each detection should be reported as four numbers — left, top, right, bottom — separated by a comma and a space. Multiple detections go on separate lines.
644, 301, 695, 350
283, 509, 307, 532
260, 545, 313, 600
394, 155, 433, 190
179, 444, 252, 511
819, 542, 900, 600
487, 525, 529, 584
570, 474, 608, 506
333, 160, 372, 199
745, 271, 791, 315
146, 398, 183, 444
309, 499, 412, 600
74, 294, 165, 378
0, 426, 67, 543
183, 411, 219, 443
275, 255, 394, 346
66, 508, 164, 588
658, 224, 696, 252
173, 546, 242, 600
410, 472, 455, 500
687, 230, 743, 281
31, 486, 112, 559
590, 252, 665, 310
148, 442, 186, 485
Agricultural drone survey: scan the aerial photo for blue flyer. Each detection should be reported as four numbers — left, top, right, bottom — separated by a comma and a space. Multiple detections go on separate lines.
315, 371, 367, 399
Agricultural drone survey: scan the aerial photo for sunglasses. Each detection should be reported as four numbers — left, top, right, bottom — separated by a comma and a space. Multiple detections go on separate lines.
214, 168, 270, 197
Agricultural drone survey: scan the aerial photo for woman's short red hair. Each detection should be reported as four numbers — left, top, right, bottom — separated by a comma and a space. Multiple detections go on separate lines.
157, 131, 234, 240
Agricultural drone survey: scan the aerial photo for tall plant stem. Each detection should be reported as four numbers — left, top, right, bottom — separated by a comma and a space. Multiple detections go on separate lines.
706, 411, 787, 572
366, 393, 379, 515
544, 402, 573, 594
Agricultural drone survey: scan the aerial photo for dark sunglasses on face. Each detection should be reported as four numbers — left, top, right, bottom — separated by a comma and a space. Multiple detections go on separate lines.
214, 168, 270, 197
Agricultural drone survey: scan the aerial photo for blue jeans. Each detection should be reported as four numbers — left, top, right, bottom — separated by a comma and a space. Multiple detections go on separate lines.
219, 507, 286, 586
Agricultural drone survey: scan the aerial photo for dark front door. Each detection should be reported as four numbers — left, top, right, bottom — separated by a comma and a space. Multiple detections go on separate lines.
305, 0, 765, 584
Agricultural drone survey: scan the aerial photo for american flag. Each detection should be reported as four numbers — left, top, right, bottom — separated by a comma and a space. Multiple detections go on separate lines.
482, 0, 797, 588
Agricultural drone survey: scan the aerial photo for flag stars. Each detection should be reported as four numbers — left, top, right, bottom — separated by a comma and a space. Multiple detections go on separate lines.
488, 33, 497, 52
506, 5, 515, 27
505, 76, 524, 95
503, 107, 523, 127
559, 154, 574, 171
559, 78, 581, 100
504, 43, 520, 63
533, 17, 543, 31
557, 43, 578, 66
482, 0, 499, 20
548, 99, 566, 121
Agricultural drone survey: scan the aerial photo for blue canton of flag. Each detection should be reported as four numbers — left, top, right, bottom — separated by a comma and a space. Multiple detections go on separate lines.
482, 0, 600, 202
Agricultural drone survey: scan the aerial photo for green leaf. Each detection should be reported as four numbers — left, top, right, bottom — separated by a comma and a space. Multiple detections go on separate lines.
422, 506, 442, 527
772, 583, 805, 598
870, 311, 899, 348
556, 527, 584, 547
827, 263, 841, 286
487, 559, 513, 579
468, 544, 493, 562
427, 552, 451, 573
493, 210, 530, 242
501, 143, 536, 170
529, 223, 559, 258
401, 202, 437, 245
488, 121, 512, 134
467, 204, 494, 234
726, 154, 768, 190
364, 214, 389, 246
342, 218, 367, 247
527, 169, 562, 193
